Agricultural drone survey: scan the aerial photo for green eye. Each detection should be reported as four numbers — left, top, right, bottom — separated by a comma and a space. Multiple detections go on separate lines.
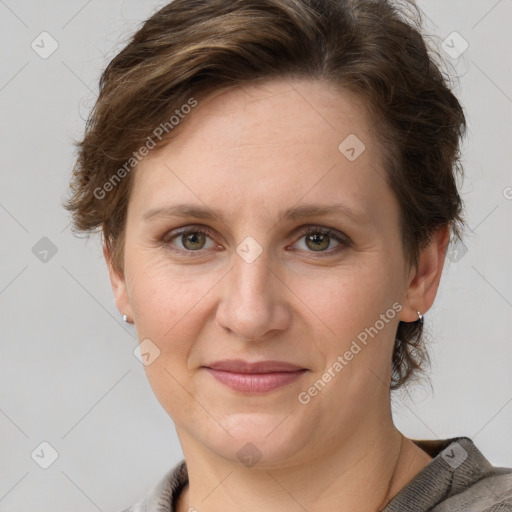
292, 226, 350, 255
161, 224, 350, 257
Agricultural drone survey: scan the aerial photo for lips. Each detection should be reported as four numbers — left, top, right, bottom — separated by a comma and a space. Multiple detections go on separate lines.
203, 359, 308, 393
204, 359, 305, 373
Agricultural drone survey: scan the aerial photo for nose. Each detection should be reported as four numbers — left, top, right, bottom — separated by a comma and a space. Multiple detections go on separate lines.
215, 249, 291, 342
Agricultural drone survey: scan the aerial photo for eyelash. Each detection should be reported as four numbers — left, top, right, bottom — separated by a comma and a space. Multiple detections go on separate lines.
160, 224, 351, 258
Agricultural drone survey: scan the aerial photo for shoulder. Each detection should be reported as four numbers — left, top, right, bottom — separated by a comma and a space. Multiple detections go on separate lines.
118, 459, 188, 512
389, 436, 512, 512
432, 465, 512, 511
433, 480, 512, 510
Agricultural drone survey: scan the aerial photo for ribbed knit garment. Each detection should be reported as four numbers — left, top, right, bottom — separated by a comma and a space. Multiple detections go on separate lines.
121, 437, 512, 512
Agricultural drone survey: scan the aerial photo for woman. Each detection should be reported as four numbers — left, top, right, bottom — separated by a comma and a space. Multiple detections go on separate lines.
64, 0, 512, 510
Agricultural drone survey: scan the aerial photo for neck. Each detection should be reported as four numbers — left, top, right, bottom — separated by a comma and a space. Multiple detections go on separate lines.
175, 421, 432, 512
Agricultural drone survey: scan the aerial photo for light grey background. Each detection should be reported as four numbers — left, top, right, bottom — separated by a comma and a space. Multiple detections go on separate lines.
0, 1, 511, 511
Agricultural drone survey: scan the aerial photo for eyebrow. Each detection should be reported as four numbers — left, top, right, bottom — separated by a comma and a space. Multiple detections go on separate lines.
142, 202, 369, 225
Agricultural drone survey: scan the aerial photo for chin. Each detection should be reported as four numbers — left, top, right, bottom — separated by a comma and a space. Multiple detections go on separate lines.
198, 412, 313, 468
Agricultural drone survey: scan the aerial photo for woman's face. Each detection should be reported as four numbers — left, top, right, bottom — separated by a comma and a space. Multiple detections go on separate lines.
109, 78, 439, 467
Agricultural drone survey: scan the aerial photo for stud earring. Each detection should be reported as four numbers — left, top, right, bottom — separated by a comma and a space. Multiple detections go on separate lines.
417, 311, 423, 324
122, 314, 128, 323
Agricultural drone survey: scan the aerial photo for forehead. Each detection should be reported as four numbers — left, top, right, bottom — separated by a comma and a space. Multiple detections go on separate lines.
172, 78, 376, 158
129, 78, 394, 226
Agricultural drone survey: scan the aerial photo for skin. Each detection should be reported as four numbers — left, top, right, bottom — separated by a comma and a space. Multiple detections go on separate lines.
105, 78, 450, 511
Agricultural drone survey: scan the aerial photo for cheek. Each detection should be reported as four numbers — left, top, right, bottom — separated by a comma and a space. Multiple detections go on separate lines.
295, 262, 400, 338
289, 261, 404, 392
290, 268, 402, 410
126, 258, 215, 416
126, 253, 223, 353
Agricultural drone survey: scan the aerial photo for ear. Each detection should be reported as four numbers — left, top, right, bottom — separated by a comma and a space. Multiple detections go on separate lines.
400, 224, 451, 322
103, 244, 133, 323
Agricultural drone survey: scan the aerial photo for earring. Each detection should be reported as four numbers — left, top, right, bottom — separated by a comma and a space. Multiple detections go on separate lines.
122, 314, 128, 323
417, 311, 423, 324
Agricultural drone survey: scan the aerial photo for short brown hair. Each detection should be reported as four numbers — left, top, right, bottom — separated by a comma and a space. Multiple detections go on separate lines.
64, 0, 467, 390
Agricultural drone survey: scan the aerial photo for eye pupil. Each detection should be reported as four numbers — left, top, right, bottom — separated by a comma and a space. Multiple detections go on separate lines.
183, 232, 206, 250
306, 233, 329, 251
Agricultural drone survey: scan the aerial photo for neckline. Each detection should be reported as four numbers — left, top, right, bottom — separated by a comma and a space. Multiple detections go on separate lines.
381, 436, 493, 511
166, 437, 491, 512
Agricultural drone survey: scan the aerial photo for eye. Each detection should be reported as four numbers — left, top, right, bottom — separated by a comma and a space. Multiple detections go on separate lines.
291, 226, 350, 255
161, 224, 350, 257
162, 225, 218, 254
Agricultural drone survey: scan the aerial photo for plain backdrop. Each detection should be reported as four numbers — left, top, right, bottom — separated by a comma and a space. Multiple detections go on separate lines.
0, 1, 511, 511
